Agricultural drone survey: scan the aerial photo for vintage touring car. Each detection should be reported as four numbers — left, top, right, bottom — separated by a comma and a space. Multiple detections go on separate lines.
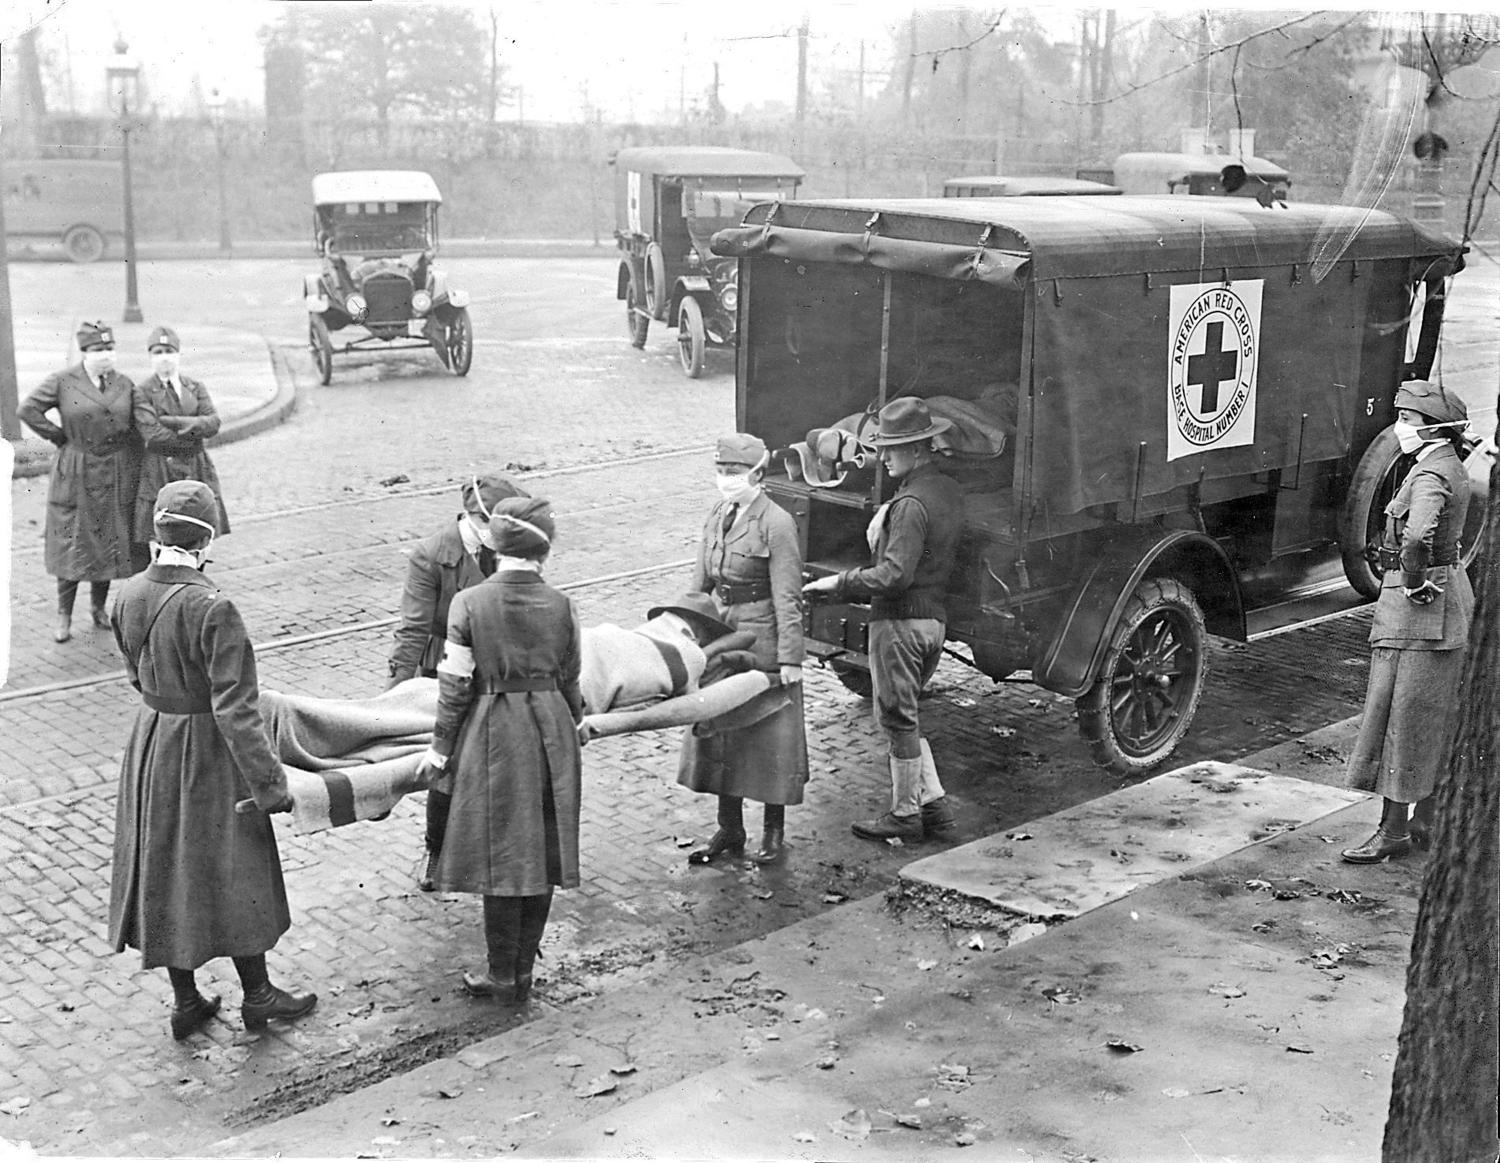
304, 170, 472, 384
613, 146, 803, 378
712, 195, 1480, 773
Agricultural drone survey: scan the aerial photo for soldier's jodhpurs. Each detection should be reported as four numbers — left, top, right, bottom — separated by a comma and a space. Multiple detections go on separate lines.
870, 618, 947, 816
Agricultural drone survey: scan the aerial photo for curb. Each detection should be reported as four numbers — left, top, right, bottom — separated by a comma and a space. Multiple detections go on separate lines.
9, 337, 299, 480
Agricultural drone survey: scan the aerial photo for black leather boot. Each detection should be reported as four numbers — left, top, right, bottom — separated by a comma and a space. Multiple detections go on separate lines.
418, 850, 442, 893
171, 993, 222, 1040
1409, 797, 1435, 851
235, 954, 316, 1031
921, 796, 959, 842
689, 796, 745, 865
241, 984, 318, 1031
750, 804, 786, 865
465, 896, 521, 1001
514, 890, 554, 1004
90, 582, 111, 629
1342, 798, 1411, 863
419, 791, 452, 891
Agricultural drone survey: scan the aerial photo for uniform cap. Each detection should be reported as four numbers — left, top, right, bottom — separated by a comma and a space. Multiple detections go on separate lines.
490, 495, 555, 555
146, 325, 181, 352
716, 433, 769, 468
1394, 379, 1468, 427
76, 321, 114, 350
152, 480, 221, 546
645, 592, 735, 643
869, 397, 952, 447
461, 472, 530, 519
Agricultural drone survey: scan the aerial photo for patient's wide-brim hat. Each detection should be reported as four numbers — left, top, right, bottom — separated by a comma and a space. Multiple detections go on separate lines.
1394, 379, 1468, 427
646, 592, 735, 643
868, 396, 952, 446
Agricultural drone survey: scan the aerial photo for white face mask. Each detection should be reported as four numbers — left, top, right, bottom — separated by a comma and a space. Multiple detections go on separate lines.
475, 524, 497, 550
151, 352, 180, 380
82, 350, 115, 377
715, 473, 757, 505
1393, 422, 1430, 455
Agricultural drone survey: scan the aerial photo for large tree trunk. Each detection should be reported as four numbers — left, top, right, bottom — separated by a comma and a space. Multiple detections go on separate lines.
1383, 395, 1500, 1162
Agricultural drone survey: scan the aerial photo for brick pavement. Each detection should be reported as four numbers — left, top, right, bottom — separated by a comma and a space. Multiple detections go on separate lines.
0, 570, 1376, 1154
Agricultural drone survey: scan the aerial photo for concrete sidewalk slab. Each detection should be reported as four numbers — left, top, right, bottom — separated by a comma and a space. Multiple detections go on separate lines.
901, 760, 1366, 919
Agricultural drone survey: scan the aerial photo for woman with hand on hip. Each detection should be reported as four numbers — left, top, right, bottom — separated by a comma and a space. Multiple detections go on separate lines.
19, 320, 143, 641
679, 433, 808, 866
1342, 380, 1475, 863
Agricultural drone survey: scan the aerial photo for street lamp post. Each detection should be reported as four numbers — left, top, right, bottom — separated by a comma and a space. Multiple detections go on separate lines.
206, 88, 232, 255
106, 40, 143, 324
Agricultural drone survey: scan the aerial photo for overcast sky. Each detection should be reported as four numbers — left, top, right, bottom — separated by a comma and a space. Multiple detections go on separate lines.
1, 0, 1463, 124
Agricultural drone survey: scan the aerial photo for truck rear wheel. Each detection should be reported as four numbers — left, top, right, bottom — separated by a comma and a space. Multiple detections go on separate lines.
1076, 577, 1208, 776
625, 271, 650, 348
830, 659, 873, 698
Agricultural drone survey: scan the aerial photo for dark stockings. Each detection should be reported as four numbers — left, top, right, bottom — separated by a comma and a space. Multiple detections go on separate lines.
763, 804, 785, 831
233, 953, 273, 1003
1379, 797, 1410, 839
167, 967, 201, 1008
719, 795, 744, 832
56, 581, 110, 616
425, 790, 452, 853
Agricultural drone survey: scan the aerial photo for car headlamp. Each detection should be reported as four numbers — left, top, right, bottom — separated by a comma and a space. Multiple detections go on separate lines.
719, 285, 738, 313
346, 293, 367, 320
411, 290, 433, 315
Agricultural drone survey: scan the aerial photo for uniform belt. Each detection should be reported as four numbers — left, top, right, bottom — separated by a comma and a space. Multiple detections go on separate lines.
476, 677, 558, 694
88, 435, 134, 454
1370, 547, 1460, 571
717, 580, 772, 604
142, 692, 212, 714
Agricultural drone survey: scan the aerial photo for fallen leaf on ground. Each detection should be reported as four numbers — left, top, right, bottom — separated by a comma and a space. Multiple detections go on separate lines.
822, 893, 846, 904
1250, 920, 1277, 933
1006, 830, 1033, 841
0, 1097, 31, 1116
917, 959, 939, 971
1326, 889, 1363, 905
952, 697, 976, 708
378, 474, 409, 487
885, 837, 905, 847
829, 1109, 872, 1142
673, 837, 695, 848
955, 1131, 978, 1146
1244, 879, 1274, 892
893, 1113, 922, 1129
575, 1075, 618, 1098
753, 890, 774, 900
792, 1132, 817, 1143
1027, 698, 1046, 708
436, 1087, 463, 1100
1286, 1045, 1315, 1054
380, 1118, 401, 1127
1042, 986, 1080, 1005
610, 1063, 637, 1075
967, 933, 985, 950
1208, 983, 1246, 999
814, 1056, 838, 1070
1104, 1039, 1144, 1053
1272, 888, 1303, 900
991, 726, 1016, 738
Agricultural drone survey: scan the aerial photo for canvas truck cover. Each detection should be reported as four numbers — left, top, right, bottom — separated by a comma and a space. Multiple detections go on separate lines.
613, 147, 803, 238
715, 196, 1464, 520
312, 171, 443, 206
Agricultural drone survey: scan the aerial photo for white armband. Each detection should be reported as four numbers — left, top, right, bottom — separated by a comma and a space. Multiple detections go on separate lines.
437, 641, 475, 677
422, 749, 447, 770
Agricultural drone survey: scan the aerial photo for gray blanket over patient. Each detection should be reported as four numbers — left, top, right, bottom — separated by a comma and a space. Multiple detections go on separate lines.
261, 629, 776, 834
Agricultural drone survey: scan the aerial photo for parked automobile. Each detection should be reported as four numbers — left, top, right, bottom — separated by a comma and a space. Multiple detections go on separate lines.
3, 159, 123, 262
943, 175, 1122, 197
713, 195, 1481, 774
612, 146, 803, 378
304, 170, 471, 384
1086, 151, 1292, 203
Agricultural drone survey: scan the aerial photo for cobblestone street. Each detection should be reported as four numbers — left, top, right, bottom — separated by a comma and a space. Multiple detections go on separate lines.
2, 252, 1492, 1155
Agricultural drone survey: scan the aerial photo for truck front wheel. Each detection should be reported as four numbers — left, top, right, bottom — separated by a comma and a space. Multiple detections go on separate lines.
1075, 577, 1208, 776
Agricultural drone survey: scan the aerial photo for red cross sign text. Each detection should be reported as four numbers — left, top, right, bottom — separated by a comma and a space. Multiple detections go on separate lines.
1166, 279, 1263, 462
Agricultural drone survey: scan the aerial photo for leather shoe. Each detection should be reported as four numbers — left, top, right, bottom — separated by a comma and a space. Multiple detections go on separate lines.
418, 849, 441, 892
688, 827, 746, 865
170, 993, 221, 1040
242, 984, 317, 1031
852, 811, 924, 842
750, 825, 785, 865
53, 614, 71, 643
91, 605, 111, 630
462, 970, 518, 1002
921, 797, 959, 842
1341, 828, 1411, 864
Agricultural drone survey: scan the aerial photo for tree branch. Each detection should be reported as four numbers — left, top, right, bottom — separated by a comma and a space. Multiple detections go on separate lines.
1065, 11, 1327, 107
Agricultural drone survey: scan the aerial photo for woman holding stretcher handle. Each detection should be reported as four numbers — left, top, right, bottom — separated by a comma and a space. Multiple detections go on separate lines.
1342, 380, 1474, 863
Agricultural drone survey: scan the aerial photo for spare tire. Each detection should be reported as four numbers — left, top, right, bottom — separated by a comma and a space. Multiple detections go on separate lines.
1339, 424, 1491, 599
644, 243, 668, 321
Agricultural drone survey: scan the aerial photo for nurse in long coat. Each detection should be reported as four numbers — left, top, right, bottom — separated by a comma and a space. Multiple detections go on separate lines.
131, 325, 230, 544
416, 496, 583, 1005
679, 433, 808, 866
18, 320, 144, 642
109, 481, 316, 1038
1342, 380, 1475, 862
